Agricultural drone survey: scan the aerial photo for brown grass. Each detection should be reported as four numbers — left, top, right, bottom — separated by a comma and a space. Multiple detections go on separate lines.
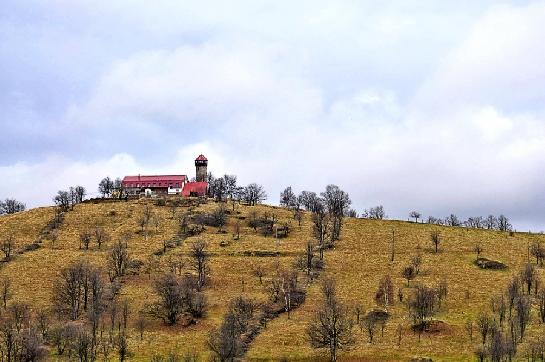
1, 200, 544, 361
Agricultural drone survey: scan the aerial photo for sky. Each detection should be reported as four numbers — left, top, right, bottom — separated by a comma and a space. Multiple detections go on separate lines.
1, 0, 545, 230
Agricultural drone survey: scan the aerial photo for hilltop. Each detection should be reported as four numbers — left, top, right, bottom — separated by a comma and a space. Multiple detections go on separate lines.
0, 197, 543, 361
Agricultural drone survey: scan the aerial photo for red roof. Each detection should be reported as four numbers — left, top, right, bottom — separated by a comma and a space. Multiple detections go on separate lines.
182, 182, 208, 197
122, 175, 187, 187
195, 154, 208, 161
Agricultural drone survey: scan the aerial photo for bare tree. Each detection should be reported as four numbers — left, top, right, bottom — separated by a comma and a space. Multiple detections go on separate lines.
243, 183, 267, 206
54, 191, 70, 212
280, 186, 297, 208
208, 311, 243, 361
312, 202, 330, 260
1, 235, 14, 260
375, 275, 394, 308
484, 215, 497, 230
474, 243, 483, 259
306, 278, 354, 362
321, 185, 351, 243
362, 206, 386, 220
98, 177, 114, 198
252, 265, 265, 285
497, 215, 512, 232
477, 312, 491, 345
107, 240, 130, 281
0, 198, 26, 214
515, 294, 531, 340
94, 227, 109, 249
0, 277, 12, 309
407, 285, 437, 328
444, 214, 461, 226
521, 263, 536, 295
411, 253, 422, 275
74, 186, 86, 204
151, 273, 185, 326
298, 191, 321, 212
79, 231, 92, 250
361, 314, 377, 343
402, 265, 416, 286
190, 241, 209, 289
409, 211, 421, 222
430, 231, 441, 253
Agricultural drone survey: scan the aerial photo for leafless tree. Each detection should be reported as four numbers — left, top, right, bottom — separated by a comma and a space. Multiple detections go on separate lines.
190, 240, 209, 289
477, 312, 491, 345
474, 243, 483, 259
0, 198, 26, 214
208, 311, 243, 362
280, 186, 297, 208
94, 227, 109, 249
0, 277, 12, 309
407, 285, 437, 328
444, 214, 461, 226
79, 230, 92, 250
307, 278, 354, 362
150, 273, 206, 326
430, 231, 441, 253
521, 263, 536, 295
375, 275, 394, 308
52, 190, 70, 212
362, 205, 386, 220
497, 215, 512, 232
436, 279, 448, 307
298, 191, 321, 212
280, 270, 298, 319
151, 273, 185, 326
402, 265, 416, 286
515, 294, 531, 340
135, 312, 147, 340
243, 183, 267, 206
312, 202, 330, 260
1, 235, 14, 260
465, 216, 484, 229
485, 215, 498, 230
411, 253, 422, 275
361, 314, 377, 343
107, 240, 130, 281
98, 177, 114, 198
409, 211, 421, 222
490, 295, 506, 327
252, 265, 265, 285
531, 242, 545, 266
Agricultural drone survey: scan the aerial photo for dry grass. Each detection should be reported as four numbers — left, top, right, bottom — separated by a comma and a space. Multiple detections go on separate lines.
1, 199, 544, 361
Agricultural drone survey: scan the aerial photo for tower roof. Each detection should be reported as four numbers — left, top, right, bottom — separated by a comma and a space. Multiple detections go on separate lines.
195, 154, 208, 161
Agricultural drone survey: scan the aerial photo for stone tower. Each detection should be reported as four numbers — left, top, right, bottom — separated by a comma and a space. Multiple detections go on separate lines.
195, 154, 208, 182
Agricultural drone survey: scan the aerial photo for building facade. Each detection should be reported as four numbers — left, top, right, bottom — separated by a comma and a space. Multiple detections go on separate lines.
122, 155, 208, 197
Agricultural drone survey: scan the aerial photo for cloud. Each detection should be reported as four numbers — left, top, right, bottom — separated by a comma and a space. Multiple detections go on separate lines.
2, 1, 545, 231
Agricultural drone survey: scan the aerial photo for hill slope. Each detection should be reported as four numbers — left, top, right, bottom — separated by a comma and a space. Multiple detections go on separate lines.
0, 198, 542, 361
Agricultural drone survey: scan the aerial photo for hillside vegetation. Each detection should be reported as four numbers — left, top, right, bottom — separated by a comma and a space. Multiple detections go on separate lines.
0, 198, 544, 361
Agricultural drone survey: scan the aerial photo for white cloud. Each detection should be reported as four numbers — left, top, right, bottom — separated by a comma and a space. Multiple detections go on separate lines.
3, 1, 545, 230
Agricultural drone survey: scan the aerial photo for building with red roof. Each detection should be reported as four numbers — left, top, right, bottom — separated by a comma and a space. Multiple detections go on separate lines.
122, 155, 208, 197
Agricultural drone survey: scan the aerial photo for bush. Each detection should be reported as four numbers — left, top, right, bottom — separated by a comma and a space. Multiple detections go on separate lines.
475, 257, 507, 270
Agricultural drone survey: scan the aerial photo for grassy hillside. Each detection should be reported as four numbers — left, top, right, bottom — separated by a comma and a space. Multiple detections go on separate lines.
0, 198, 543, 361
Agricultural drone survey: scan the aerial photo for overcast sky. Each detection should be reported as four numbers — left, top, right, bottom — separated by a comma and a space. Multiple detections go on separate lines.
1, 1, 545, 230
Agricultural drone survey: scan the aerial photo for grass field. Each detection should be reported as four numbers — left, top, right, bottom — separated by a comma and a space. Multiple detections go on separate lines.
0, 198, 544, 361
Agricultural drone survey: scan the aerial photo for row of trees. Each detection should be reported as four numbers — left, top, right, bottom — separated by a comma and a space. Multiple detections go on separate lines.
357, 205, 514, 232
208, 173, 267, 206
53, 186, 86, 211
0, 199, 25, 215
